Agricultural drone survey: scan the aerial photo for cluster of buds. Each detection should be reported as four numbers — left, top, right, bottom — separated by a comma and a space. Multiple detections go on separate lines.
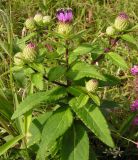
56, 8, 73, 35
106, 12, 129, 36
130, 65, 138, 125
25, 13, 51, 30
14, 42, 37, 65
85, 79, 98, 92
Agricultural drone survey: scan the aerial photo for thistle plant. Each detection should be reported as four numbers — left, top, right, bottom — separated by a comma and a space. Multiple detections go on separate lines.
0, 5, 138, 160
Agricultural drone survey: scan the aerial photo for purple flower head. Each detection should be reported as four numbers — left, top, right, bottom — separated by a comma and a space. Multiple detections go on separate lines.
131, 100, 138, 112
56, 8, 73, 23
27, 43, 36, 49
118, 12, 129, 19
131, 65, 138, 75
132, 116, 138, 125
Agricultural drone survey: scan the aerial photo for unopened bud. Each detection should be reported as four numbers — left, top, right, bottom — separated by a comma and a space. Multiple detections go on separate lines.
114, 12, 129, 31
34, 13, 43, 25
57, 23, 72, 35
25, 18, 36, 30
14, 52, 24, 66
23, 43, 37, 62
86, 79, 98, 92
106, 26, 116, 36
43, 16, 51, 24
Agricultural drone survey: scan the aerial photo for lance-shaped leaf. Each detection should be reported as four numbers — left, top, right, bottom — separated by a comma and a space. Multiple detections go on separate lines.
12, 87, 67, 119
121, 34, 138, 48
27, 111, 53, 147
61, 123, 89, 160
0, 134, 24, 156
69, 98, 114, 148
67, 62, 106, 81
69, 44, 93, 63
37, 107, 73, 159
105, 52, 128, 70
48, 66, 66, 81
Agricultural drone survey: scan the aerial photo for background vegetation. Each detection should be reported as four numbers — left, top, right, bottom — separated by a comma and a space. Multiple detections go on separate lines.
0, 0, 138, 159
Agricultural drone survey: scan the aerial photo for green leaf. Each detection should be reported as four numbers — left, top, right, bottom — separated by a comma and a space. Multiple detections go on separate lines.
48, 66, 66, 81
76, 94, 89, 108
32, 73, 43, 90
69, 98, 114, 147
88, 93, 100, 106
121, 34, 138, 48
27, 112, 52, 147
105, 52, 128, 70
61, 123, 89, 160
37, 107, 73, 159
16, 33, 37, 45
11, 87, 67, 119
128, 24, 138, 31
100, 74, 121, 86
69, 44, 93, 63
0, 95, 13, 121
67, 86, 84, 97
0, 134, 24, 156
119, 112, 137, 135
67, 62, 106, 81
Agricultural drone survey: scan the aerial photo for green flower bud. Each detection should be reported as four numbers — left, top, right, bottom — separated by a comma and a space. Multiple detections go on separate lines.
34, 13, 43, 25
14, 52, 24, 66
25, 17, 36, 30
43, 16, 51, 24
23, 43, 37, 62
57, 23, 72, 35
114, 12, 129, 31
106, 26, 116, 36
86, 79, 98, 92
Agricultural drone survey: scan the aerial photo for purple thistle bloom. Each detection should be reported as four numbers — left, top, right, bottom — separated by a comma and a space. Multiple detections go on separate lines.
131, 65, 138, 75
131, 100, 138, 112
27, 42, 36, 49
118, 12, 129, 19
56, 8, 73, 23
132, 116, 138, 125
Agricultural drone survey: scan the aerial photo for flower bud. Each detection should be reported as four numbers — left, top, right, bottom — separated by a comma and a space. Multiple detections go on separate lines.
34, 13, 43, 25
14, 52, 24, 65
25, 18, 36, 30
86, 79, 98, 92
57, 23, 72, 35
114, 12, 129, 31
23, 43, 37, 62
43, 16, 51, 24
106, 26, 116, 36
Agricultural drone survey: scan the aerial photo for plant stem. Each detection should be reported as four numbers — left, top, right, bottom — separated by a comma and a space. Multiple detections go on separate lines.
65, 40, 71, 86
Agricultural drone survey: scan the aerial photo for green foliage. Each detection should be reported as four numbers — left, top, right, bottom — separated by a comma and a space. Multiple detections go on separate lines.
67, 62, 106, 81
27, 111, 52, 147
61, 123, 89, 160
0, 0, 138, 159
12, 87, 67, 119
0, 135, 24, 156
48, 66, 66, 81
69, 98, 115, 148
105, 52, 128, 70
69, 44, 93, 63
37, 107, 73, 159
